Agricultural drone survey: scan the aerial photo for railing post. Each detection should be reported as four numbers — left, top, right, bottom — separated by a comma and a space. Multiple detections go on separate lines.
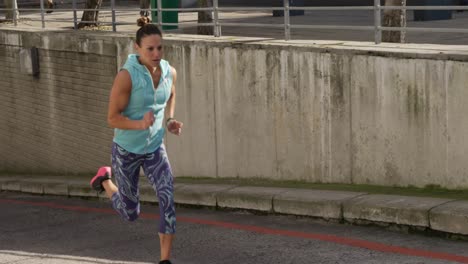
40, 0, 45, 29
283, 0, 290, 41
213, 0, 221, 37
72, 0, 77, 30
111, 0, 116, 32
374, 0, 382, 44
12, 0, 17, 26
157, 0, 162, 28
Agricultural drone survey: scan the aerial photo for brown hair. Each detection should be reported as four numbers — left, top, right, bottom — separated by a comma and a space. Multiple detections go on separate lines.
135, 20, 163, 46
136, 16, 152, 27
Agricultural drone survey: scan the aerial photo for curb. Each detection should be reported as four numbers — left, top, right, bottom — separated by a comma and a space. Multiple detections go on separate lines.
1, 176, 468, 236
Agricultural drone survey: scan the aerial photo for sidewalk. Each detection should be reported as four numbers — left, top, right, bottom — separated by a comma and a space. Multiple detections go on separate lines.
1, 174, 468, 237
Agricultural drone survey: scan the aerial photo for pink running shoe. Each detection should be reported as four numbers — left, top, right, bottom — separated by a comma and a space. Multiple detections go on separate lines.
90, 166, 112, 193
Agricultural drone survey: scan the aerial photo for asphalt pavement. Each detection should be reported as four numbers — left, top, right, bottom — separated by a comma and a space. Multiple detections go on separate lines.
2, 192, 468, 263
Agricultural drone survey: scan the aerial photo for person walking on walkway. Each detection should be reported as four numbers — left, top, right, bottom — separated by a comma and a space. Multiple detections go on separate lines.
90, 22, 183, 264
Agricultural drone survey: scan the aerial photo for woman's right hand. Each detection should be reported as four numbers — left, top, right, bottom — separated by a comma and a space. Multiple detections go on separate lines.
140, 111, 155, 129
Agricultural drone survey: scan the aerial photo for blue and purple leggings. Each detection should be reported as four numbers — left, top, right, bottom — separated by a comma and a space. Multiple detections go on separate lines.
111, 142, 176, 234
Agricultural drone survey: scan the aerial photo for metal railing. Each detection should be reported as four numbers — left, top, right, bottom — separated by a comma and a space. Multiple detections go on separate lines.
1, 0, 468, 44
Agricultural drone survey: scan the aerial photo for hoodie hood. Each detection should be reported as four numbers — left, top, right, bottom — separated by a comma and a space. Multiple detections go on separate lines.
123, 54, 169, 77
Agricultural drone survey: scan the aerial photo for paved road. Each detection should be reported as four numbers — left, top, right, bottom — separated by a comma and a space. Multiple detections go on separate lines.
1, 192, 468, 264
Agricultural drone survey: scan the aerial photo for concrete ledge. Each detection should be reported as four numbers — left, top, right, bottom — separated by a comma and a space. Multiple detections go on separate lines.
3, 174, 468, 237
217, 186, 290, 212
343, 194, 453, 227
175, 184, 236, 206
274, 190, 366, 219
0, 177, 16, 184
44, 183, 69, 196
20, 182, 44, 194
163, 34, 468, 62
139, 182, 187, 204
430, 200, 468, 235
140, 185, 159, 203
1, 181, 21, 192
68, 183, 98, 198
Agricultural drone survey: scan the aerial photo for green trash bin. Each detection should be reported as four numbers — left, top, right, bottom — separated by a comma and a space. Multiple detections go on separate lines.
151, 0, 179, 30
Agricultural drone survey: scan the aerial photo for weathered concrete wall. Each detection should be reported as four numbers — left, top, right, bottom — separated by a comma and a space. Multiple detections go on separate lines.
0, 30, 120, 174
1, 29, 468, 189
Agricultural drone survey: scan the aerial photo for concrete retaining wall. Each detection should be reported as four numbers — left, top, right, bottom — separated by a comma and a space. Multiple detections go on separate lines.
1, 29, 468, 188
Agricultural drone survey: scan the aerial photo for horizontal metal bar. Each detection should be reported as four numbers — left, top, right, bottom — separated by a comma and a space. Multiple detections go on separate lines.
21, 18, 114, 24
0, 8, 47, 11
154, 7, 213, 12
221, 6, 372, 11
23, 18, 71, 22
162, 22, 214, 26
381, 26, 468, 33
112, 7, 213, 12
7, 6, 379, 12
381, 5, 468, 10
75, 21, 114, 24
113, 22, 215, 26
107, 8, 142, 11
219, 22, 284, 28
173, 5, 467, 11
27, 18, 76, 22
292, 25, 375, 31
113, 8, 152, 12
289, 6, 374, 10
112, 22, 136, 25
128, 5, 468, 12
0, 8, 39, 11
124, 6, 376, 12
218, 7, 284, 11
148, 6, 376, 11
4, 5, 468, 12
112, 8, 223, 13
2, 7, 215, 12
57, 8, 112, 11
0, 8, 111, 11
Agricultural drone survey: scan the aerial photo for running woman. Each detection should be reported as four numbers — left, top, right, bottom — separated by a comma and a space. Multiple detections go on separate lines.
90, 22, 182, 264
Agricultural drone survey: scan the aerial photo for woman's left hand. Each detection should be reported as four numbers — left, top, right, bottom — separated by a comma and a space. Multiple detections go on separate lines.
167, 119, 183, 136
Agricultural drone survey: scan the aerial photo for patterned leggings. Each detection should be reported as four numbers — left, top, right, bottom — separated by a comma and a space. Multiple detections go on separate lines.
111, 142, 176, 234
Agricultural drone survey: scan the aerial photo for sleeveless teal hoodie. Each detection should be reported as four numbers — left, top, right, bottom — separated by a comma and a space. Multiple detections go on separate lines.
113, 54, 173, 154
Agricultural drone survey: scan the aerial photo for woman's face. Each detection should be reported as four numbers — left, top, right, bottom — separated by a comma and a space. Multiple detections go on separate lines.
135, 34, 163, 69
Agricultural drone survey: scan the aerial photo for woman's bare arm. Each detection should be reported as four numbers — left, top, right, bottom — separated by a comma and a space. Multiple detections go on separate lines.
107, 70, 154, 130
